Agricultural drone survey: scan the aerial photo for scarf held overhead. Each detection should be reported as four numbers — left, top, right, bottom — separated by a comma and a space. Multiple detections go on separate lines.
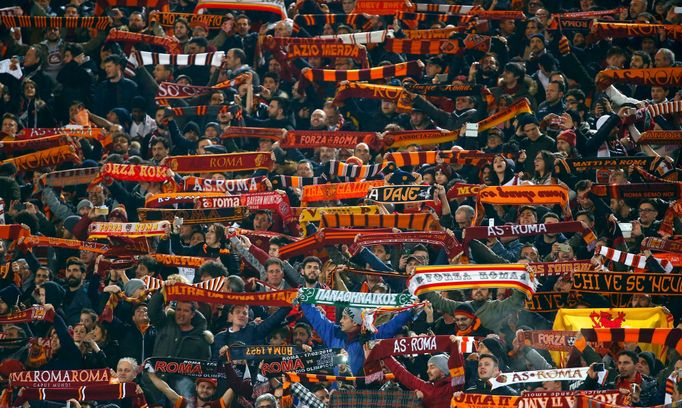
298, 287, 417, 308
319, 213, 439, 231
1, 144, 81, 172
409, 264, 535, 298
143, 357, 226, 378
106, 29, 181, 54
596, 67, 682, 90
349, 231, 463, 259
88, 221, 171, 238
366, 185, 433, 203
164, 282, 296, 306
137, 207, 247, 224
166, 152, 273, 174
302, 60, 423, 82
9, 369, 111, 388
301, 180, 384, 203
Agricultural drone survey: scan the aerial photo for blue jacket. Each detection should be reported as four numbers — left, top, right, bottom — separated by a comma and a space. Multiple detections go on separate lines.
300, 303, 415, 375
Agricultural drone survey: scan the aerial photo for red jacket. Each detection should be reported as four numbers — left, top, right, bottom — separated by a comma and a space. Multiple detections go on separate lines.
383, 357, 454, 408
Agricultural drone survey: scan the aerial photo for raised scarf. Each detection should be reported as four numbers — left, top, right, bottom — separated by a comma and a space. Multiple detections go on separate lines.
284, 42, 368, 68
14, 383, 144, 407
277, 228, 390, 259
571, 271, 682, 295
137, 207, 247, 224
228, 345, 296, 360
477, 98, 532, 132
348, 231, 463, 258
316, 30, 391, 45
144, 192, 227, 208
270, 174, 328, 189
19, 127, 104, 139
151, 253, 209, 269
548, 17, 592, 32
333, 82, 412, 112
92, 162, 172, 186
319, 213, 439, 231
489, 367, 604, 390
20, 235, 109, 254
451, 394, 519, 408
40, 167, 99, 189
385, 36, 489, 55
298, 287, 417, 308
409, 264, 535, 298
561, 156, 654, 173
382, 150, 493, 167
281, 130, 376, 149
298, 206, 379, 235
183, 175, 265, 193
1, 144, 81, 171
636, 165, 680, 183
517, 330, 580, 352
592, 22, 682, 41
133, 50, 224, 67
0, 15, 110, 29
525, 291, 589, 313
156, 75, 249, 100
1, 135, 80, 154
0, 306, 54, 324
106, 29, 181, 54
301, 179, 384, 203
152, 11, 223, 29
558, 7, 625, 18
199, 191, 293, 223
413, 3, 472, 12
642, 237, 682, 254
382, 129, 460, 149
527, 261, 593, 276
403, 80, 495, 107
94, 0, 168, 14
598, 245, 673, 273
0, 6, 21, 16
346, 267, 408, 279
260, 348, 338, 377
264, 36, 339, 48
364, 335, 465, 384
591, 183, 682, 200
0, 224, 30, 241
403, 27, 459, 39
88, 221, 170, 238
395, 11, 460, 26
366, 185, 433, 203
596, 67, 682, 90
294, 14, 374, 31
478, 185, 569, 206
660, 199, 682, 238
352, 0, 410, 14
221, 126, 283, 142
464, 222, 596, 248
577, 328, 682, 355
166, 152, 273, 174
447, 183, 482, 199
302, 60, 422, 82
170, 104, 232, 117
9, 369, 111, 388
320, 160, 387, 180
284, 372, 395, 383
638, 130, 682, 145
165, 282, 296, 306
143, 357, 226, 378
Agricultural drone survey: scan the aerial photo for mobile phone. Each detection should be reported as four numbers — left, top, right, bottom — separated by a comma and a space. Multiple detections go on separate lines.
435, 73, 449, 83
593, 363, 605, 372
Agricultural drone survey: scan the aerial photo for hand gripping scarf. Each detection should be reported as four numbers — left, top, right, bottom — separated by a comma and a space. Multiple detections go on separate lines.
319, 213, 439, 231
88, 221, 171, 238
137, 207, 247, 224
576, 328, 682, 356
144, 191, 227, 208
301, 180, 384, 203
364, 335, 465, 384
0, 144, 81, 172
590, 183, 682, 200
14, 383, 144, 407
183, 175, 266, 193
464, 222, 596, 250
106, 29, 181, 54
302, 60, 422, 82
143, 357, 226, 378
645, 100, 682, 118
333, 82, 412, 112
0, 15, 110, 29
39, 167, 99, 189
169, 104, 234, 117
166, 152, 273, 174
281, 130, 377, 149
260, 349, 338, 377
409, 264, 536, 298
0, 135, 81, 154
598, 245, 673, 273
277, 228, 390, 259
476, 98, 532, 132
592, 22, 682, 41
381, 129, 460, 149
596, 67, 682, 91
164, 282, 296, 306
403, 79, 496, 107
638, 130, 682, 145
298, 287, 417, 308
349, 231, 463, 258
642, 237, 682, 254
517, 330, 581, 352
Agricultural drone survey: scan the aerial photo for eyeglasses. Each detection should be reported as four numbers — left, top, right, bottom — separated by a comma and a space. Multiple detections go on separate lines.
638, 208, 656, 213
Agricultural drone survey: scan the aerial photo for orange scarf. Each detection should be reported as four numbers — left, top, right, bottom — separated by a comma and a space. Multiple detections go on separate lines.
596, 67, 682, 90
1, 144, 81, 171
320, 213, 439, 230
301, 180, 384, 204
477, 98, 532, 132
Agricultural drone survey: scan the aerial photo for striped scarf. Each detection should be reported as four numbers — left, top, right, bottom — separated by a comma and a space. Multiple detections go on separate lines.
132, 50, 224, 67
94, 0, 168, 14
333, 82, 412, 112
270, 174, 328, 189
395, 11, 460, 26
598, 245, 673, 273
302, 60, 422, 82
320, 160, 385, 180
157, 74, 249, 100
294, 14, 374, 31
152, 12, 224, 30
317, 30, 390, 44
414, 3, 473, 13
281, 41, 368, 67
14, 383, 145, 407
0, 15, 110, 29
577, 328, 682, 355
477, 98, 532, 132
385, 35, 490, 55
349, 231, 462, 258
277, 228, 388, 258
170, 105, 230, 117
319, 213, 439, 230
645, 100, 682, 118
301, 180, 384, 203
40, 167, 98, 189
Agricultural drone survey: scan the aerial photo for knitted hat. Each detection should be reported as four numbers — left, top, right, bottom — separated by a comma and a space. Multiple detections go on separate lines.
63, 215, 81, 234
557, 129, 577, 147
480, 337, 507, 367
124, 279, 146, 297
428, 354, 451, 377
41, 281, 66, 309
454, 303, 475, 319
388, 169, 416, 184
342, 307, 363, 325
76, 199, 93, 212
0, 284, 20, 309
109, 207, 128, 222
195, 377, 218, 388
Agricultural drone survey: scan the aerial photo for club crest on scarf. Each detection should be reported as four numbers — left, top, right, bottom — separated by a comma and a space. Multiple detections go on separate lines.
590, 311, 626, 329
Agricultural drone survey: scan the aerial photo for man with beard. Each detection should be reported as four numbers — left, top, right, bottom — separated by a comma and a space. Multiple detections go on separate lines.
62, 257, 93, 326
148, 370, 250, 408
469, 53, 500, 88
584, 351, 658, 406
117, 303, 157, 363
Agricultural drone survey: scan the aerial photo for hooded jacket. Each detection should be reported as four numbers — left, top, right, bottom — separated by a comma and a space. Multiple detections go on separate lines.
383, 356, 455, 408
